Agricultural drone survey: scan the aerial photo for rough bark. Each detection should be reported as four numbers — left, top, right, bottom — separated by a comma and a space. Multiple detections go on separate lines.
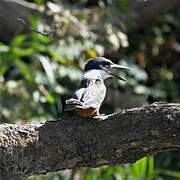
0, 103, 180, 179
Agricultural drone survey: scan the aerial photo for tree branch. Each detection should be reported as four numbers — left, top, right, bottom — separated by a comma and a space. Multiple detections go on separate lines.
0, 103, 180, 179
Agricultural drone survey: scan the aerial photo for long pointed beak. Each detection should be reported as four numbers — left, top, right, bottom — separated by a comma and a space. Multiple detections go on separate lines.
110, 64, 131, 70
109, 63, 130, 81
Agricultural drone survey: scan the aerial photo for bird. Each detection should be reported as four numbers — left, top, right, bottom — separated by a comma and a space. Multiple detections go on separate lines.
64, 57, 130, 118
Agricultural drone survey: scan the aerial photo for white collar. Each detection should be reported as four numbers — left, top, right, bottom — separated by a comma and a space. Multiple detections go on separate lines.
83, 69, 109, 80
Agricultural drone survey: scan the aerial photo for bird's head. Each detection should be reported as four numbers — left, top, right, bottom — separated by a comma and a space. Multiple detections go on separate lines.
83, 57, 130, 81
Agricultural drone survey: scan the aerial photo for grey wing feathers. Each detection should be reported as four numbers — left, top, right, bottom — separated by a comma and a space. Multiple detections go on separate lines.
73, 88, 86, 100
64, 98, 85, 111
64, 79, 106, 111
81, 80, 106, 108
64, 87, 86, 111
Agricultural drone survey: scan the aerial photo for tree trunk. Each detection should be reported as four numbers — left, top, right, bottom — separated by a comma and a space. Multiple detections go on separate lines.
0, 0, 29, 43
0, 103, 179, 179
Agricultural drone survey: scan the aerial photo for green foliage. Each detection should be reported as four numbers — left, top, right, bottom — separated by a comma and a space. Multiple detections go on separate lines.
81, 156, 155, 180
29, 156, 156, 180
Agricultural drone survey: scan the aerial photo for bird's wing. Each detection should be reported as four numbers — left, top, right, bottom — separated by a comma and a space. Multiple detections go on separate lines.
64, 98, 85, 111
73, 88, 86, 100
64, 88, 86, 111
64, 79, 106, 111
80, 79, 106, 109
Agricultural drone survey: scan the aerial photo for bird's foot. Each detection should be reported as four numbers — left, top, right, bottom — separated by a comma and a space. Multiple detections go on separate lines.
93, 114, 108, 121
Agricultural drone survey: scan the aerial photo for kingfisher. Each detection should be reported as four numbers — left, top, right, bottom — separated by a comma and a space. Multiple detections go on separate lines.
64, 57, 130, 118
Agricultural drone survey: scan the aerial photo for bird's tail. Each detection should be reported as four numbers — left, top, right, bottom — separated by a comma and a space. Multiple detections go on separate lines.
64, 98, 85, 111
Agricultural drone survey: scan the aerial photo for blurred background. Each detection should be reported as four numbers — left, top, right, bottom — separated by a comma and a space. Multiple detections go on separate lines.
0, 0, 180, 179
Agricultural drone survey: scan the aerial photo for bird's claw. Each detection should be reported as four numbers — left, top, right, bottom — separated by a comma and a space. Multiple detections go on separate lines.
93, 114, 107, 121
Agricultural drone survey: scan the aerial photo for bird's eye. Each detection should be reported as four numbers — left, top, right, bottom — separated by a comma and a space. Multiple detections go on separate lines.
104, 62, 111, 68
105, 65, 110, 68
105, 61, 111, 67
101, 62, 110, 67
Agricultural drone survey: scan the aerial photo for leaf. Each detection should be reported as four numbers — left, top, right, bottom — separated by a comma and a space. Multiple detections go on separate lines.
148, 156, 154, 180
58, 65, 82, 81
14, 59, 33, 81
134, 85, 150, 95
86, 49, 97, 57
108, 34, 120, 50
38, 55, 56, 86
0, 44, 10, 53
157, 169, 180, 178
12, 47, 34, 57
10, 35, 27, 48
45, 93, 56, 104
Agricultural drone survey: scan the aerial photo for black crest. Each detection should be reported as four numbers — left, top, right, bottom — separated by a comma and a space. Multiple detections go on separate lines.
84, 57, 113, 72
